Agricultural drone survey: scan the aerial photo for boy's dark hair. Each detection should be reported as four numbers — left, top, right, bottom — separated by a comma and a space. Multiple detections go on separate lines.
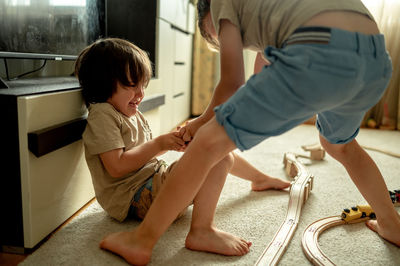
197, 0, 220, 50
75, 38, 152, 106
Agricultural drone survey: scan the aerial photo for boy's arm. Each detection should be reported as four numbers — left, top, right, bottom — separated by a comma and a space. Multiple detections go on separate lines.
100, 132, 184, 178
202, 19, 245, 121
182, 19, 245, 140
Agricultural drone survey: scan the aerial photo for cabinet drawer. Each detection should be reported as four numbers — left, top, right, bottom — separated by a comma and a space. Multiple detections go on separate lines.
19, 89, 87, 132
159, 0, 189, 31
173, 64, 191, 95
172, 91, 191, 126
175, 0, 188, 30
187, 3, 195, 34
159, 0, 176, 25
174, 29, 192, 63
17, 89, 94, 248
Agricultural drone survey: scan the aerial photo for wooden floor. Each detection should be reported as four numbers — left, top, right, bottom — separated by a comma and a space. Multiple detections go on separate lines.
0, 252, 26, 266
0, 198, 96, 266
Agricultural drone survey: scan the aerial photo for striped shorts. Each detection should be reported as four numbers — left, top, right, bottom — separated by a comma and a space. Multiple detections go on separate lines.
128, 161, 188, 220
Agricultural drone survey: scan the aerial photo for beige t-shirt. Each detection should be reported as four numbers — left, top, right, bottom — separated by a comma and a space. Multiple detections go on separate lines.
211, 0, 374, 50
82, 103, 162, 222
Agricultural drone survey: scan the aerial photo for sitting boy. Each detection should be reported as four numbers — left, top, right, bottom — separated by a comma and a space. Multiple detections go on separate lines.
74, 37, 290, 263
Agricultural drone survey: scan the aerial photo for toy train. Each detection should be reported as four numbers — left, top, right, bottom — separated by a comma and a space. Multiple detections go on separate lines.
341, 189, 399, 222
389, 189, 400, 206
341, 205, 375, 222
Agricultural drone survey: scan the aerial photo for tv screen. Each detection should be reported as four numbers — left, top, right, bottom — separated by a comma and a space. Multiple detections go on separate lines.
0, 0, 105, 61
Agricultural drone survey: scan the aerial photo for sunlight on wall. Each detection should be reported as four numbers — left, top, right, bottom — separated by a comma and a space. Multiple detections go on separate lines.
362, 0, 400, 28
8, 0, 30, 6
50, 0, 85, 6
362, 0, 400, 130
7, 0, 86, 7
362, 0, 382, 19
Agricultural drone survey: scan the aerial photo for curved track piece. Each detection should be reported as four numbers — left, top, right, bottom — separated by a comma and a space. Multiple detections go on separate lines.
302, 216, 344, 266
255, 153, 314, 265
302, 215, 376, 265
303, 197, 398, 265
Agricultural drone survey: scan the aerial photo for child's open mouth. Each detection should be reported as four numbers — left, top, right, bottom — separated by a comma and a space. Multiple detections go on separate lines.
129, 99, 140, 108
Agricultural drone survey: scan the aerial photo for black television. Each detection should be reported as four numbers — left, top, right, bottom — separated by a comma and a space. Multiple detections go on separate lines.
0, 0, 105, 61
0, 0, 157, 91
0, 0, 157, 72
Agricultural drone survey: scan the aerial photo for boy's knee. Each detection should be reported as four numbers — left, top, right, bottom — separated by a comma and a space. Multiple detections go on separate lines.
212, 153, 234, 174
194, 119, 230, 152
194, 125, 218, 152
319, 135, 355, 160
220, 153, 234, 169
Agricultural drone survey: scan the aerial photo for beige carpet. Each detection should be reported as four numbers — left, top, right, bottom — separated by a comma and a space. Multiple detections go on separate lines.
20, 125, 400, 266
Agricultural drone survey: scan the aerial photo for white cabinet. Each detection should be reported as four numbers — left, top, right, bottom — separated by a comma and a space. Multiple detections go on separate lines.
157, 19, 175, 132
175, 0, 189, 30
187, 2, 196, 34
172, 30, 192, 125
16, 90, 94, 249
0, 83, 95, 252
157, 0, 195, 131
159, 0, 193, 32
159, 0, 177, 26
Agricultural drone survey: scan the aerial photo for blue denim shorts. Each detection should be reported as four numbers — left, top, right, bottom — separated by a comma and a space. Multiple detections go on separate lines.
215, 27, 392, 151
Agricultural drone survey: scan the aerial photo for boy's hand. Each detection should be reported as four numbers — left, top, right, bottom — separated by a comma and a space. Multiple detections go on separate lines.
157, 132, 186, 152
176, 125, 190, 144
178, 117, 204, 144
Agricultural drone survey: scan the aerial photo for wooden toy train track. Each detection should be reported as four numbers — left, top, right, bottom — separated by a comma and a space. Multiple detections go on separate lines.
299, 142, 400, 265
301, 211, 372, 266
254, 142, 399, 266
302, 216, 344, 266
302, 193, 400, 265
255, 152, 315, 265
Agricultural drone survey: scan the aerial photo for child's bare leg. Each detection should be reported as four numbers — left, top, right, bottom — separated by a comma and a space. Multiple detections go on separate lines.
230, 152, 290, 191
100, 118, 242, 264
320, 135, 400, 246
185, 153, 251, 255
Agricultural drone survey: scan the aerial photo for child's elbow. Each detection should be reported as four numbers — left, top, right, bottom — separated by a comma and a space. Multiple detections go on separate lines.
106, 165, 125, 178
100, 155, 128, 178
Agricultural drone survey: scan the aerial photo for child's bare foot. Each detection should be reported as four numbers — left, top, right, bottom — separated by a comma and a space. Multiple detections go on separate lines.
366, 219, 400, 247
100, 229, 152, 265
251, 176, 291, 191
185, 227, 252, 256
